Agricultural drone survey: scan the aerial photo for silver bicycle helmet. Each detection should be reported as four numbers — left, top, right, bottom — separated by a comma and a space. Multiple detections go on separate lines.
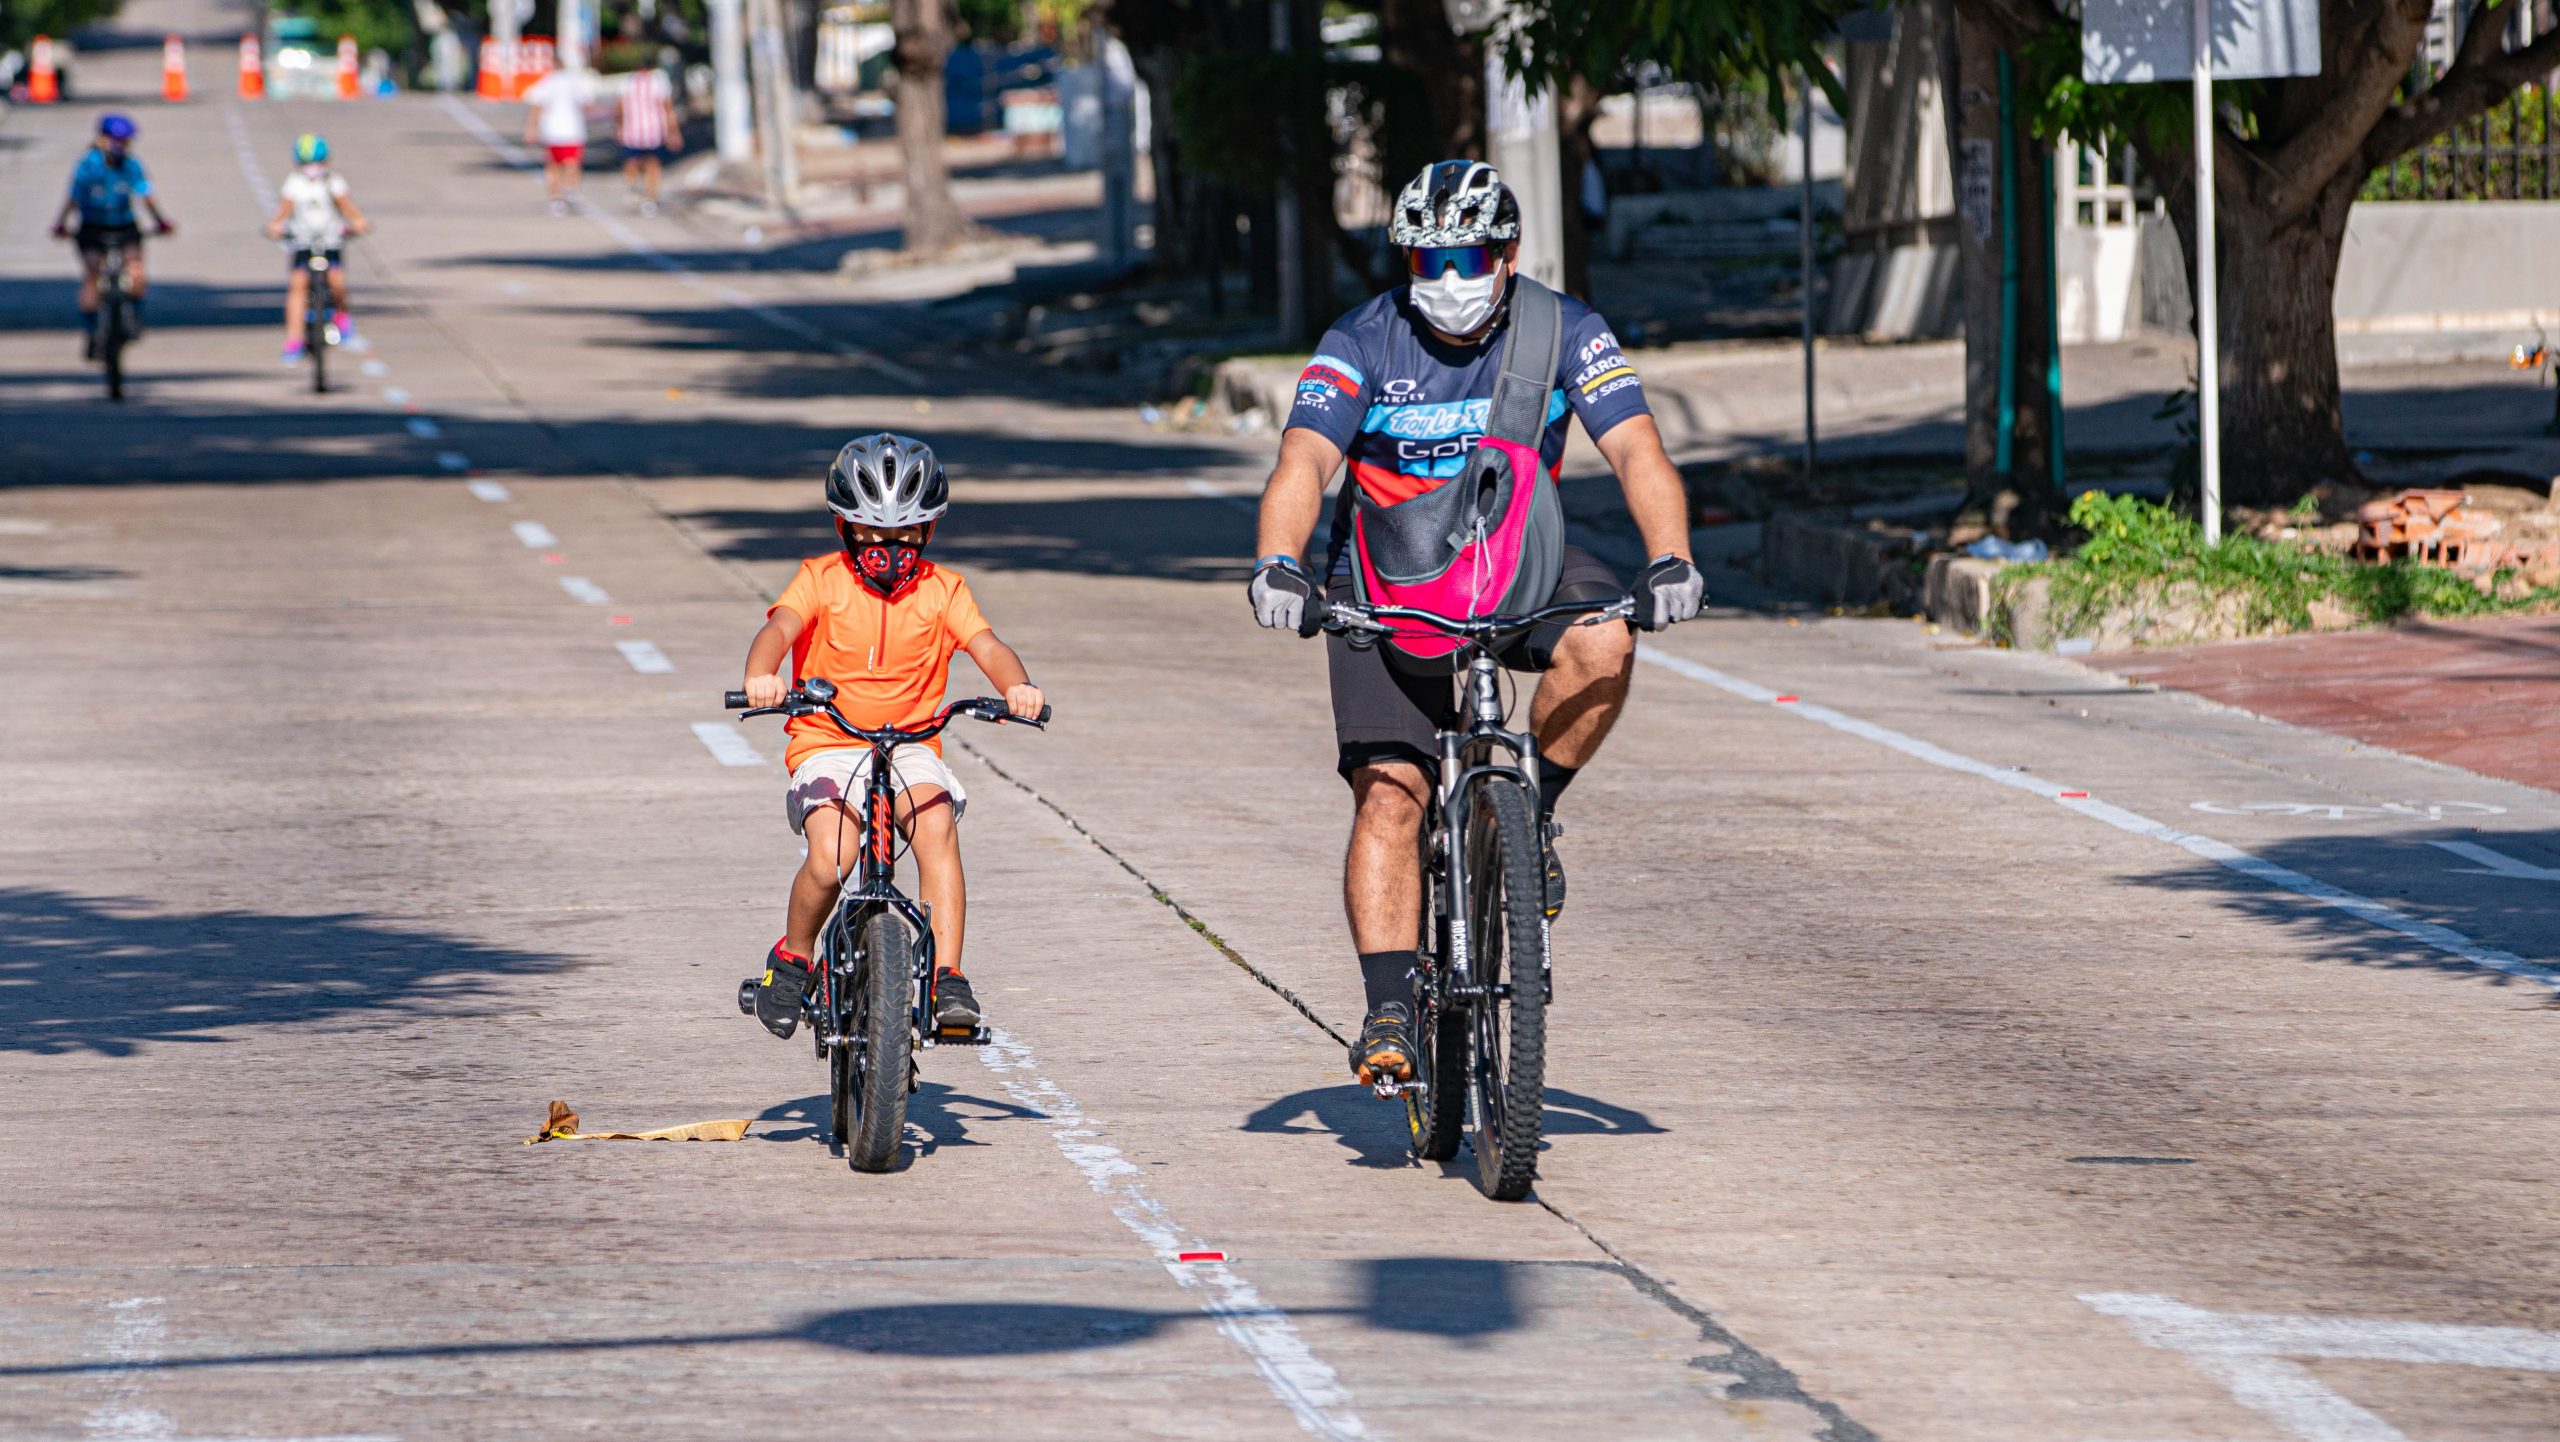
825, 432, 948, 529
1389, 160, 1521, 248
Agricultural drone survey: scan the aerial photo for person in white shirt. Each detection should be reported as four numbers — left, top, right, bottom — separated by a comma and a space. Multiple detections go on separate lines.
616, 61, 684, 216
521, 65, 599, 215
261, 133, 371, 365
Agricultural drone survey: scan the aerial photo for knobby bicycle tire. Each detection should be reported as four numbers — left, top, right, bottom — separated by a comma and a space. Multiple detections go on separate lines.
101, 302, 125, 402
847, 908, 914, 1172
1405, 898, 1467, 1162
309, 315, 328, 394
1465, 777, 1547, 1200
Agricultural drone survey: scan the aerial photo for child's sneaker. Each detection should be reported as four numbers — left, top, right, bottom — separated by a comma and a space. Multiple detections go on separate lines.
741, 940, 814, 1039
281, 337, 305, 365
932, 971, 981, 1033
330, 310, 356, 346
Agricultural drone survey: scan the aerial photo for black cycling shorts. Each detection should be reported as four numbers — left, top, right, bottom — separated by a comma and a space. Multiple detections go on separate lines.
76, 223, 143, 260
1328, 542, 1622, 781
290, 247, 344, 272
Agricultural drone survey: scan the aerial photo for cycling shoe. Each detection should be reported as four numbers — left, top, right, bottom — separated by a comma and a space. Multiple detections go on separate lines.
932, 971, 982, 1033
1350, 1003, 1415, 1087
746, 940, 813, 1039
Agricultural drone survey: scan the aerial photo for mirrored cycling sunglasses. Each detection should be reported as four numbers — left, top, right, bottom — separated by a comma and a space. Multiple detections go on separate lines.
1405, 243, 1501, 280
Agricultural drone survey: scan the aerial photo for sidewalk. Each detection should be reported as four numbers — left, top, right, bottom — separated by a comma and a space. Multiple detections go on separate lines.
2097, 614, 2560, 793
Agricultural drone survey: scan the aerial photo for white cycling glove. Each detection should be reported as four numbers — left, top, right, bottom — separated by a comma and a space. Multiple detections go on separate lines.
1249, 556, 1315, 633
1635, 555, 1706, 631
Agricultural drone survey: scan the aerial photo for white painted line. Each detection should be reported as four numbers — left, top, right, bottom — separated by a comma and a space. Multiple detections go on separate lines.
360, 358, 388, 378
438, 96, 924, 388
512, 521, 558, 548
2429, 839, 2560, 882
2193, 799, 2505, 821
559, 576, 611, 605
616, 640, 672, 673
466, 479, 513, 503
1185, 478, 1260, 515
436, 452, 470, 473
1636, 644, 2560, 993
222, 104, 278, 212
690, 722, 767, 767
979, 1029, 1372, 1440
383, 386, 412, 406
2085, 1291, 2560, 1442
406, 417, 442, 440
85, 1295, 173, 1441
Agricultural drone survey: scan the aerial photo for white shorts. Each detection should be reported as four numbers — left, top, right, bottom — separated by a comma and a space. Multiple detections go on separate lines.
784, 746, 967, 835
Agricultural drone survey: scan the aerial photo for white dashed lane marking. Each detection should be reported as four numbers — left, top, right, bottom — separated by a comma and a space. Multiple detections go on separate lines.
361, 358, 388, 377
559, 577, 611, 605
616, 640, 673, 673
406, 417, 442, 439
1636, 644, 2560, 993
689, 722, 766, 767
466, 479, 512, 503
512, 521, 558, 548
436, 452, 470, 473
383, 386, 411, 405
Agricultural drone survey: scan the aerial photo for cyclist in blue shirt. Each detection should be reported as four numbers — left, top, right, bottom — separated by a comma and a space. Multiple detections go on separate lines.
1246, 160, 1706, 1087
49, 114, 176, 359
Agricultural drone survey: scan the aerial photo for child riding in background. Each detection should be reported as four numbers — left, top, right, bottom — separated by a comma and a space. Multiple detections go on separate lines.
263, 134, 372, 364
738, 433, 1045, 1040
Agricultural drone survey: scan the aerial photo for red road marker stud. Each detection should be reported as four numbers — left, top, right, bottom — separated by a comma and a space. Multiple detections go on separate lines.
1773, 695, 1800, 704
609, 614, 635, 625
540, 552, 564, 564
1175, 1251, 1227, 1263
2058, 790, 2089, 800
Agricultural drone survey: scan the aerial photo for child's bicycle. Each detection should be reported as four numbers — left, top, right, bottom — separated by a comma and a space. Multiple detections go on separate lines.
1306, 589, 1636, 1201
722, 679, 1050, 1172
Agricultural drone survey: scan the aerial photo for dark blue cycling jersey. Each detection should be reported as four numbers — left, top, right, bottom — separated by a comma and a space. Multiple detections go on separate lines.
1283, 281, 1652, 536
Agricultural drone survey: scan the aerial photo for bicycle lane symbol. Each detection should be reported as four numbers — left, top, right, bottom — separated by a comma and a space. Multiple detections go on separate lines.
2189, 801, 2509, 823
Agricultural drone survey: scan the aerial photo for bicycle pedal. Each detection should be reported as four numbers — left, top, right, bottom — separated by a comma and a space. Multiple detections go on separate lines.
935, 1023, 991, 1046
1370, 1077, 1416, 1100
735, 979, 757, 1016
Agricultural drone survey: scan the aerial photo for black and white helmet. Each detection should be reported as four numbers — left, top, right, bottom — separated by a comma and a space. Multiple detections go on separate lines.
825, 432, 948, 529
1389, 160, 1521, 248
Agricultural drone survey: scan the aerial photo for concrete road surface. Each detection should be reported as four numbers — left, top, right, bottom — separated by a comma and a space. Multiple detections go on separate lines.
5, 28, 2559, 1442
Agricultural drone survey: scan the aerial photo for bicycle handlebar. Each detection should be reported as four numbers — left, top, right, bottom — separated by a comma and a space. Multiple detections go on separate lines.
723, 684, 1051, 744
1310, 592, 1637, 642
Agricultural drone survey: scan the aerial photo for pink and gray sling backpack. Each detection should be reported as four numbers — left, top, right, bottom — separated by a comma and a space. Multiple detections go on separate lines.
1349, 277, 1567, 671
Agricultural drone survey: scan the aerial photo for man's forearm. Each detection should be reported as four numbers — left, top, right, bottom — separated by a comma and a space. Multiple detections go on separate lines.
1254, 462, 1325, 560
1604, 419, 1693, 561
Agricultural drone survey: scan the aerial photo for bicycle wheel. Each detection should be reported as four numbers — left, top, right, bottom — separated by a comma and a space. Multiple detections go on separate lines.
308, 317, 328, 394
846, 908, 914, 1172
101, 306, 124, 402
1404, 884, 1467, 1161
1463, 776, 1547, 1200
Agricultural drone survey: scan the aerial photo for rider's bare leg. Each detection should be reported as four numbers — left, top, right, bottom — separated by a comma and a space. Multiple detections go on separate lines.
77, 252, 103, 313
786, 801, 857, 958
1529, 617, 1635, 769
283, 270, 309, 341
897, 784, 965, 974
125, 248, 148, 300
1346, 761, 1430, 951
326, 268, 349, 313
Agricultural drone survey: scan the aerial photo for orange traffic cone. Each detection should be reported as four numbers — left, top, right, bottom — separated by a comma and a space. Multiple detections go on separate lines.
28, 35, 58, 103
162, 35, 187, 101
335, 33, 358, 99
475, 36, 498, 98
237, 32, 263, 98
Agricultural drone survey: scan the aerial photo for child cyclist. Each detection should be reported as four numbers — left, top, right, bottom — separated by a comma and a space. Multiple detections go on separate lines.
262, 134, 372, 365
739, 433, 1044, 1039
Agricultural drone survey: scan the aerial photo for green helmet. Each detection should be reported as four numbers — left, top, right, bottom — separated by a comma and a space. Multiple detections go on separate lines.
293, 133, 329, 165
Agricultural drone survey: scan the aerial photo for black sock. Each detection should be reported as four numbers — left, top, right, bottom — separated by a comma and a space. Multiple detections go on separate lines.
1357, 949, 1417, 1016
80, 309, 96, 333
1538, 760, 1579, 818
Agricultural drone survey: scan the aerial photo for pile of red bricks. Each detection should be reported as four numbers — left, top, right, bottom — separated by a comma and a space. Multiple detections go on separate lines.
2353, 489, 2559, 582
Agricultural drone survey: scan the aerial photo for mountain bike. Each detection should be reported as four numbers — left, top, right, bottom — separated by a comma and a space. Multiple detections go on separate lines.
91, 233, 139, 402
723, 680, 1049, 1172
299, 250, 339, 394
1309, 591, 1635, 1201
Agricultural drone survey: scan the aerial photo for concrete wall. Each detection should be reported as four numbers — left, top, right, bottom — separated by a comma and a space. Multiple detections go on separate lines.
1827, 0, 1963, 339
2334, 201, 2560, 332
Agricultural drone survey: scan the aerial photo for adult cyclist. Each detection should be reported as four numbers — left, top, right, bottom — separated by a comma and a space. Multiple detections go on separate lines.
49, 113, 176, 360
1246, 160, 1705, 1089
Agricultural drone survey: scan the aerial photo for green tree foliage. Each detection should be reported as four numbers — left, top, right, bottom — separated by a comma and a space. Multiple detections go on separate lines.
5, 0, 125, 49
1490, 0, 1864, 111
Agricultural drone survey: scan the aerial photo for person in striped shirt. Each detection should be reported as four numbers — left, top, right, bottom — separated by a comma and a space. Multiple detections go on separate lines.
616, 61, 684, 216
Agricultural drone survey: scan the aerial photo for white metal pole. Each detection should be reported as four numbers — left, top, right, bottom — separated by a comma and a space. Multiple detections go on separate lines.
2193, 0, 2222, 543
709, 0, 751, 163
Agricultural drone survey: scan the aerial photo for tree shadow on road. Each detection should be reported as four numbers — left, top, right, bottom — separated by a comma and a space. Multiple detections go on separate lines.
1241, 1085, 1666, 1169
2120, 824, 2560, 1000
752, 1084, 1045, 1156
0, 887, 570, 1058
671, 490, 1257, 584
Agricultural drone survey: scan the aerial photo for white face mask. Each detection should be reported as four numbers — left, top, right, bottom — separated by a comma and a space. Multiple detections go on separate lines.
1410, 262, 1505, 337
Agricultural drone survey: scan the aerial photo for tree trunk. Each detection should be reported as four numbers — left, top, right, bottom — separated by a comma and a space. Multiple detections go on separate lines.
1946, 0, 2058, 532
2157, 162, 2361, 507
1377, 0, 1484, 158
1557, 74, 1604, 302
891, 0, 970, 256
1125, 44, 1201, 273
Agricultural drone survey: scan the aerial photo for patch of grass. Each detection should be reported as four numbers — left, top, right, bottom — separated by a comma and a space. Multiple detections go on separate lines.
1995, 492, 2560, 640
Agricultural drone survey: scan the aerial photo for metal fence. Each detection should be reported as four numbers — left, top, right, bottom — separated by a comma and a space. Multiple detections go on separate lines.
2363, 81, 2560, 201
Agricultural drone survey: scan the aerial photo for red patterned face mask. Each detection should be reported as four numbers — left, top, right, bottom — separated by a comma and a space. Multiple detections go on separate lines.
847, 537, 923, 598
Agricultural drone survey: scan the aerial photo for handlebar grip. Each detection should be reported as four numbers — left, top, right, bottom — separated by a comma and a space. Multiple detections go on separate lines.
1297, 595, 1330, 639
1035, 703, 1053, 724
723, 691, 749, 709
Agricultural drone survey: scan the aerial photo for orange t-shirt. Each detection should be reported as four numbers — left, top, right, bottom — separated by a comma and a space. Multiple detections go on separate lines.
772, 553, 991, 772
